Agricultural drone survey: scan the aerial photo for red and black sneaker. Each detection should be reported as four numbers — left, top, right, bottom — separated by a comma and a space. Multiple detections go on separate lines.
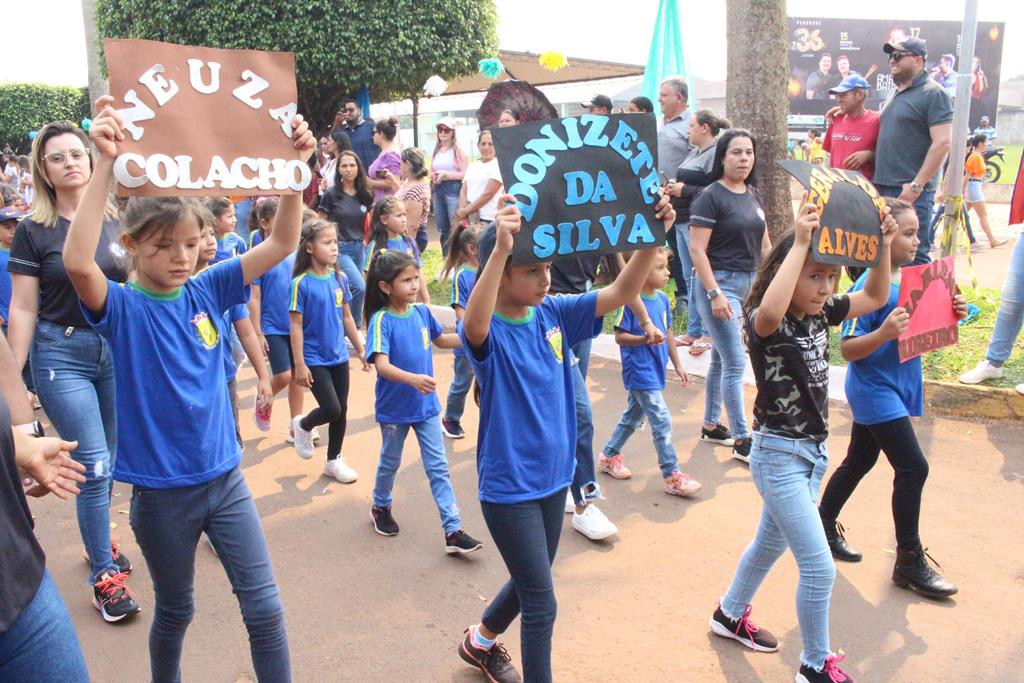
93, 571, 141, 623
458, 628, 521, 682
82, 539, 133, 574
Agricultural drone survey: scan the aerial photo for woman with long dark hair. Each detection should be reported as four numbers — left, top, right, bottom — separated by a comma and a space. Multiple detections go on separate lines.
319, 150, 373, 328
688, 129, 771, 463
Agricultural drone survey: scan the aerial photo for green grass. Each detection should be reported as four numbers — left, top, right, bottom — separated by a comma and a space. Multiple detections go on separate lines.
992, 144, 1021, 185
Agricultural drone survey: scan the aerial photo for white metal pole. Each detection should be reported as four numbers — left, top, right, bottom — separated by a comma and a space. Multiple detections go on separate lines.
941, 0, 978, 258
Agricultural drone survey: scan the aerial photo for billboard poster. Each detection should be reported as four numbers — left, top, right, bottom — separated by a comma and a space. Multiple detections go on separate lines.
788, 18, 1005, 130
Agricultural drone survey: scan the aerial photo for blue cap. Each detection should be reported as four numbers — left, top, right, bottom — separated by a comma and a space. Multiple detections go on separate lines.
828, 73, 871, 94
0, 206, 28, 222
884, 36, 927, 58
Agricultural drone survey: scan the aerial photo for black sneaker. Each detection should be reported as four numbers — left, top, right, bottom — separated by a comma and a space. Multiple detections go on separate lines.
700, 423, 735, 446
93, 571, 141, 623
445, 530, 483, 555
732, 437, 752, 464
797, 653, 855, 682
708, 604, 778, 652
458, 629, 522, 683
371, 506, 399, 536
441, 417, 465, 439
82, 539, 133, 574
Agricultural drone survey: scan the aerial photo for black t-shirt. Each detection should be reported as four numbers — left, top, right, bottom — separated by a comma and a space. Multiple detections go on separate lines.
319, 187, 370, 243
549, 255, 602, 295
689, 182, 766, 272
0, 396, 45, 635
746, 295, 851, 441
8, 217, 129, 327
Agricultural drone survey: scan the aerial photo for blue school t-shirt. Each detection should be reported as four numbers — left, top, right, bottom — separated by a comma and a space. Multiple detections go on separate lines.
0, 248, 10, 324
842, 272, 924, 424
213, 233, 247, 264
458, 292, 603, 504
450, 265, 477, 358
248, 231, 263, 250
82, 259, 246, 488
613, 291, 671, 391
253, 253, 295, 336
289, 269, 351, 367
365, 236, 421, 270
366, 304, 442, 424
222, 303, 248, 378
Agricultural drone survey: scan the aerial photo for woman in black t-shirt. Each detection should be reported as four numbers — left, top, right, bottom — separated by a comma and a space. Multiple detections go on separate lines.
319, 149, 373, 327
7, 121, 139, 622
688, 129, 771, 462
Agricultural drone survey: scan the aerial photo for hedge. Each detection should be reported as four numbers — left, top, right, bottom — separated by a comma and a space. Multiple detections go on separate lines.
0, 83, 90, 154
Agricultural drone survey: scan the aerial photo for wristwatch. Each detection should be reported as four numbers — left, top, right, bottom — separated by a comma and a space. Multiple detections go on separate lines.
909, 181, 922, 193
15, 420, 45, 437
706, 287, 722, 301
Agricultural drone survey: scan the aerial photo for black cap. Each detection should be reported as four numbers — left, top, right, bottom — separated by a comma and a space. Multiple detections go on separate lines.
883, 36, 927, 58
581, 94, 613, 111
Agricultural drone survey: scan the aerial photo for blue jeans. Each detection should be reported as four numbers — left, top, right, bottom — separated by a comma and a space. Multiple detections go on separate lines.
988, 234, 1024, 365
0, 570, 89, 681
692, 271, 753, 438
130, 467, 290, 683
432, 180, 461, 254
480, 487, 566, 683
373, 419, 461, 534
31, 321, 118, 583
602, 389, 679, 478
234, 197, 253, 243
876, 184, 935, 265
444, 355, 475, 422
674, 222, 707, 338
337, 240, 366, 329
569, 339, 600, 505
722, 432, 835, 670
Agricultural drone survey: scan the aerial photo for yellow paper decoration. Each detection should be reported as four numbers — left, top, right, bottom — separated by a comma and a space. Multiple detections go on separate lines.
538, 51, 568, 72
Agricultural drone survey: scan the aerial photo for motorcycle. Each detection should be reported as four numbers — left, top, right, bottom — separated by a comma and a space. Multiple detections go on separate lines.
983, 145, 1005, 183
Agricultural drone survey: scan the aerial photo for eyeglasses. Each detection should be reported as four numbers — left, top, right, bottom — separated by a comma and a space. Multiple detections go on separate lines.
436, 127, 453, 133
888, 51, 910, 62
44, 149, 89, 165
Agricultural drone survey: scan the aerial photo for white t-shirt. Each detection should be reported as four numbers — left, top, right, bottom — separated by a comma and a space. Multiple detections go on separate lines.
463, 159, 503, 220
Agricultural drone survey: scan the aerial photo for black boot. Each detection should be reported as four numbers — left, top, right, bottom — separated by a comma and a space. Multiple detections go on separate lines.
820, 513, 862, 562
892, 545, 958, 599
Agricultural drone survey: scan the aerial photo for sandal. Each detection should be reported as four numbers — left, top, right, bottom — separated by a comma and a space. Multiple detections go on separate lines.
689, 339, 712, 357
675, 334, 697, 347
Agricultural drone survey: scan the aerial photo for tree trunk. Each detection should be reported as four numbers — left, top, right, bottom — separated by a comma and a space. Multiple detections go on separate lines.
726, 0, 792, 240
411, 94, 420, 148
79, 0, 108, 113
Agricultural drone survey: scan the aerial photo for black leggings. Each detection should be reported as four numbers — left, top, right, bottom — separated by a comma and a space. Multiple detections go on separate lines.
299, 363, 350, 459
819, 417, 929, 550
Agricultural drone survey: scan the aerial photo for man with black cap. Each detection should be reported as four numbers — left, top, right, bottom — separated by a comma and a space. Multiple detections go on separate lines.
823, 73, 880, 181
874, 36, 952, 265
581, 95, 612, 115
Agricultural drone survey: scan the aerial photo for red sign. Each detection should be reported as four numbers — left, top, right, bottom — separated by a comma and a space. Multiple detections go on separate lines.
897, 256, 958, 361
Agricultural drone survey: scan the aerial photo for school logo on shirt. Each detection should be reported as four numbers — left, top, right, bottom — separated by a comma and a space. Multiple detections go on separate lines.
334, 287, 344, 307
545, 326, 563, 362
421, 326, 430, 349
191, 312, 219, 350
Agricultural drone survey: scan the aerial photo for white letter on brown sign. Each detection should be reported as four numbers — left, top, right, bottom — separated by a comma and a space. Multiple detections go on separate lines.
233, 70, 270, 109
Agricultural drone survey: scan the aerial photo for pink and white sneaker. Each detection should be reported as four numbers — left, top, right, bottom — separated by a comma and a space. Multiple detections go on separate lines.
253, 394, 272, 432
664, 471, 702, 497
598, 454, 632, 479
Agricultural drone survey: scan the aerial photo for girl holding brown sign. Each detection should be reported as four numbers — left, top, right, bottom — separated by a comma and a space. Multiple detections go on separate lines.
63, 95, 315, 681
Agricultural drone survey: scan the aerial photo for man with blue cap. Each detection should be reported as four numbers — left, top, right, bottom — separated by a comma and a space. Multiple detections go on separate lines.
823, 73, 880, 181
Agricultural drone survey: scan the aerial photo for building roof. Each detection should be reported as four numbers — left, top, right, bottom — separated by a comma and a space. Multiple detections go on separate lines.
444, 50, 645, 95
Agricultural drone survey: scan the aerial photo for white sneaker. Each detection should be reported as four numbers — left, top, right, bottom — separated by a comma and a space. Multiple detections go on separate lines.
564, 490, 576, 514
287, 426, 321, 444
323, 456, 358, 483
312, 427, 321, 443
959, 360, 1003, 384
291, 415, 315, 459
572, 504, 618, 541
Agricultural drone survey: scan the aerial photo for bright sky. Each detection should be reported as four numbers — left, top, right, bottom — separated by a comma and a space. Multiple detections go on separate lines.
5, 0, 1023, 87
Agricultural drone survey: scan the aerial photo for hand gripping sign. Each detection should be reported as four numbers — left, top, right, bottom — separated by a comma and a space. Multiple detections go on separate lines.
777, 160, 886, 268
490, 114, 666, 264
103, 39, 311, 197
897, 256, 959, 362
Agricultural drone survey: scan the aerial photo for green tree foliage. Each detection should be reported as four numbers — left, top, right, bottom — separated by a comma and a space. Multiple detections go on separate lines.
0, 84, 90, 152
94, 0, 498, 133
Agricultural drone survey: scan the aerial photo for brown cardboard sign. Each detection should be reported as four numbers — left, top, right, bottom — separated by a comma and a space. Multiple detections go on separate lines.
103, 38, 311, 197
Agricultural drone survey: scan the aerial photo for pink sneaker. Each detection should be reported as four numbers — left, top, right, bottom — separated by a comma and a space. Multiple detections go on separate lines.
598, 454, 632, 479
664, 471, 702, 497
253, 394, 272, 432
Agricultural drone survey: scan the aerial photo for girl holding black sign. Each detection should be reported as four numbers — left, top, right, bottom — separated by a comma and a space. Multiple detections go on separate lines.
709, 199, 897, 683
63, 96, 314, 681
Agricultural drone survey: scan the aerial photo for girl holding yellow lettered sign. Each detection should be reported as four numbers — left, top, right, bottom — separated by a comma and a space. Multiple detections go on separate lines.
62, 95, 315, 681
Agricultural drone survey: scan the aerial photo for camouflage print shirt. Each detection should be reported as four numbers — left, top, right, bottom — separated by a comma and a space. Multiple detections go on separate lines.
745, 295, 851, 441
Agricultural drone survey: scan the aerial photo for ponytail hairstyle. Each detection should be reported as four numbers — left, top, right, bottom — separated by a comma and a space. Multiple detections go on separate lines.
364, 249, 418, 327
693, 109, 731, 137
373, 117, 399, 142
967, 132, 987, 150
367, 196, 404, 260
202, 197, 233, 229
744, 229, 800, 316
401, 147, 429, 180
121, 197, 207, 273
249, 196, 279, 239
292, 217, 336, 278
442, 222, 480, 279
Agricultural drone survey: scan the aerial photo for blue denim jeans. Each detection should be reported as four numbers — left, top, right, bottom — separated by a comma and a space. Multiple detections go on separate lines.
722, 432, 835, 670
692, 270, 753, 438
233, 197, 253, 243
373, 419, 461, 534
337, 239, 366, 329
30, 321, 118, 583
602, 389, 680, 478
0, 570, 89, 681
444, 355, 475, 422
876, 184, 936, 265
129, 467, 290, 683
432, 180, 462, 254
674, 222, 707, 338
569, 339, 600, 505
987, 234, 1024, 364
480, 487, 566, 683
